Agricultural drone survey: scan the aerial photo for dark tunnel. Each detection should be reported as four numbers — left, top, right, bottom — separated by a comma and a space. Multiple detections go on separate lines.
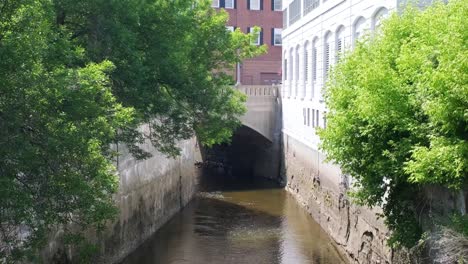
199, 125, 281, 189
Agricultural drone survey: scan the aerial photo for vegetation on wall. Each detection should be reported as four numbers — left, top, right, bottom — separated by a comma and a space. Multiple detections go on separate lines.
319, 0, 467, 248
0, 0, 266, 261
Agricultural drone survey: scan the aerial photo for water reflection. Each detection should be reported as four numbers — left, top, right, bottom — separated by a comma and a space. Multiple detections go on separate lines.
120, 175, 346, 264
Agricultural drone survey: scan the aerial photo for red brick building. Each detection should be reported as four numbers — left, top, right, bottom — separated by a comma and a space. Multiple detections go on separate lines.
213, 0, 283, 85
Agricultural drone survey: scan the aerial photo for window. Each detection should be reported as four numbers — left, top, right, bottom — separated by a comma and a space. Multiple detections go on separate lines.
304, 47, 309, 82
312, 41, 317, 82
288, 0, 301, 25
284, 59, 287, 80
249, 27, 262, 45
212, 0, 219, 8
225, 0, 235, 9
273, 0, 282, 11
249, 0, 261, 10
372, 7, 388, 32
312, 109, 315, 127
307, 108, 310, 126
295, 46, 300, 81
316, 110, 319, 127
288, 49, 293, 96
273, 28, 282, 46
289, 49, 293, 85
335, 26, 345, 63
283, 8, 288, 28
226, 26, 235, 32
303, 0, 319, 15
353, 17, 366, 47
324, 32, 331, 80
300, 43, 308, 99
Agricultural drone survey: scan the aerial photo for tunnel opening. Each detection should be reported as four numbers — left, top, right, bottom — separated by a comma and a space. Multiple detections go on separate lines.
199, 125, 281, 191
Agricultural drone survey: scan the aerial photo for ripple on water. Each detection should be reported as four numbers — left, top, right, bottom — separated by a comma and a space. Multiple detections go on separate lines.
197, 191, 224, 199
120, 178, 347, 264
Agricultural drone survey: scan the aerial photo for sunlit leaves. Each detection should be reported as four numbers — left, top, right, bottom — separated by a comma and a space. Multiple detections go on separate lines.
1, 0, 265, 261
319, 0, 467, 247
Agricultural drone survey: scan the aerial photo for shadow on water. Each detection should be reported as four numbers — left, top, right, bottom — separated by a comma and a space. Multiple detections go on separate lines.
120, 169, 347, 264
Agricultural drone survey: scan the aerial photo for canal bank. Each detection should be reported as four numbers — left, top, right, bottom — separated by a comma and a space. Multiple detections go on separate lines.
282, 134, 392, 263
41, 130, 202, 264
120, 171, 346, 264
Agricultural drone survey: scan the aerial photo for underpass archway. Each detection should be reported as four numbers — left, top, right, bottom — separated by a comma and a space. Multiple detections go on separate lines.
200, 125, 281, 187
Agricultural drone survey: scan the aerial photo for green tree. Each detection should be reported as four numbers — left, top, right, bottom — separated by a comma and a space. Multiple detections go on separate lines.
0, 0, 265, 261
319, 0, 467, 248
54, 0, 266, 156
0, 0, 133, 261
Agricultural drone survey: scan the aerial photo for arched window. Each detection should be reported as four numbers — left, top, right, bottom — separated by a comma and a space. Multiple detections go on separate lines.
302, 41, 309, 99
372, 7, 388, 32
283, 52, 288, 81
289, 48, 294, 97
311, 37, 318, 99
323, 31, 332, 81
283, 51, 288, 97
335, 26, 345, 63
352, 16, 366, 48
304, 41, 309, 83
295, 45, 300, 97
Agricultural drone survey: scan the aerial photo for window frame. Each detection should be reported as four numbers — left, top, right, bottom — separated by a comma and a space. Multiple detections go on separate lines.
353, 17, 366, 48
312, 43, 317, 82
372, 7, 389, 32
323, 33, 332, 80
303, 0, 320, 15
273, 0, 282, 11
335, 26, 345, 63
249, 0, 261, 10
225, 0, 235, 9
249, 27, 262, 46
273, 28, 282, 46
212, 0, 220, 8
315, 110, 319, 127
284, 58, 288, 81
295, 46, 300, 82
304, 49, 309, 82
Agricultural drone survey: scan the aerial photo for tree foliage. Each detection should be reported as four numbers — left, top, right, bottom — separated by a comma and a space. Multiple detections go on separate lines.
0, 0, 265, 261
319, 0, 467, 248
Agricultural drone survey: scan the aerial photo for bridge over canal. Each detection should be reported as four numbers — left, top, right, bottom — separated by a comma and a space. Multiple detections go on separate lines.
200, 85, 283, 182
235, 85, 282, 143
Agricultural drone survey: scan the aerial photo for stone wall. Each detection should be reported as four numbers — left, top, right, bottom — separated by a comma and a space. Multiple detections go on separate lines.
282, 133, 392, 264
42, 132, 201, 263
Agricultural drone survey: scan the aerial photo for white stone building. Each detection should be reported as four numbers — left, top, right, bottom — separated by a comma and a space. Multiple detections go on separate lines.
281, 0, 393, 152
279, 0, 440, 262
279, 1, 399, 262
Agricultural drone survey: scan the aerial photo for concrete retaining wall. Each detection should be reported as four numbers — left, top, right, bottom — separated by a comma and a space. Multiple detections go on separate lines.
42, 131, 201, 263
282, 133, 392, 264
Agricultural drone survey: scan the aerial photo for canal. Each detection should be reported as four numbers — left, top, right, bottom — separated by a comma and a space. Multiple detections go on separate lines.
120, 171, 346, 264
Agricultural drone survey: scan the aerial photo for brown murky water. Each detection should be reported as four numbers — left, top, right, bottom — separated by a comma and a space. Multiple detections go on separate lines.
120, 174, 346, 264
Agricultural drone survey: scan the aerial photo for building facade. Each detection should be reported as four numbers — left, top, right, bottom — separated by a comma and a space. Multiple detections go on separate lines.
281, 0, 393, 150
280, 0, 398, 262
213, 0, 283, 85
